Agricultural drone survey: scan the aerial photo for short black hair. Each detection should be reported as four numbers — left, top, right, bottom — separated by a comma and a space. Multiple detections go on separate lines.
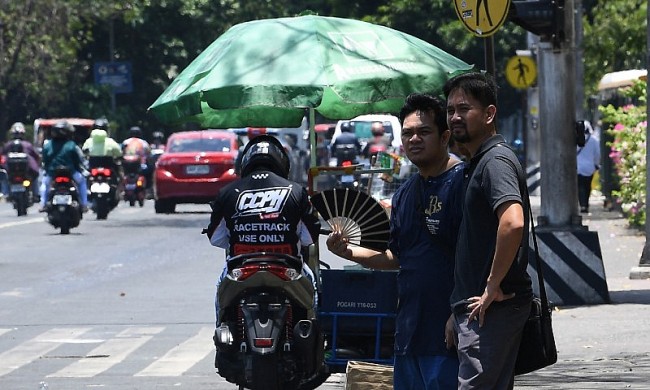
443, 72, 498, 108
398, 93, 448, 135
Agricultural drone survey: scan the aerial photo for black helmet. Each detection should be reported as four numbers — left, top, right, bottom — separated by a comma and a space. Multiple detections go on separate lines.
240, 135, 290, 179
94, 118, 109, 131
152, 131, 164, 142
129, 126, 143, 138
51, 121, 74, 139
340, 121, 353, 133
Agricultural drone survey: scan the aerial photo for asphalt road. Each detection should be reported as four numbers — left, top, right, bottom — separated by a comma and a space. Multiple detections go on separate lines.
0, 200, 347, 389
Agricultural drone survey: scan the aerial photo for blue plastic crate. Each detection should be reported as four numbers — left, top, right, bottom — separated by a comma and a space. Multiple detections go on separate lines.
319, 269, 398, 314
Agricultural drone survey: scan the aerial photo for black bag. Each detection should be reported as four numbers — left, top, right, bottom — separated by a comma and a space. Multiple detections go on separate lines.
514, 206, 558, 375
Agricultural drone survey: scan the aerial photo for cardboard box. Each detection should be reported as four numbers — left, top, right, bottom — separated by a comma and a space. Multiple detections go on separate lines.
345, 361, 393, 390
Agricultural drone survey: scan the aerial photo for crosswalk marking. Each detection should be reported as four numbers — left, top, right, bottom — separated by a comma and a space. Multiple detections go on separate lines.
135, 326, 214, 377
48, 326, 164, 378
0, 327, 91, 377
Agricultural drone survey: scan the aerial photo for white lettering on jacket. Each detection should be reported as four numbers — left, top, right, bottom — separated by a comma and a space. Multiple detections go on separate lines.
234, 187, 290, 217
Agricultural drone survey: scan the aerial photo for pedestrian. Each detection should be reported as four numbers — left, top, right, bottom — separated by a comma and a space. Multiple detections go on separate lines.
443, 71, 533, 390
577, 121, 600, 213
327, 93, 464, 390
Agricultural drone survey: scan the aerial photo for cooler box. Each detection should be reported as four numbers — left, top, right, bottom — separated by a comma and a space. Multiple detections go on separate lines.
319, 268, 397, 334
319, 268, 398, 370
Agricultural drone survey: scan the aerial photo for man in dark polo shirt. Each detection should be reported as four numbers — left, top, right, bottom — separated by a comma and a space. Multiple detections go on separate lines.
444, 72, 533, 390
327, 93, 464, 389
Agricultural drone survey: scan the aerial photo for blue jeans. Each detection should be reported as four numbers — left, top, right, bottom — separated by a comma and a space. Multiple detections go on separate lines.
40, 172, 88, 208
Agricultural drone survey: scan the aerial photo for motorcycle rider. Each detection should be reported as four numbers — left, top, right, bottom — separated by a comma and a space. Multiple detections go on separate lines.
2, 122, 41, 200
39, 121, 89, 213
150, 131, 166, 152
362, 121, 391, 158
82, 119, 123, 159
122, 126, 152, 192
331, 121, 361, 166
202, 134, 321, 367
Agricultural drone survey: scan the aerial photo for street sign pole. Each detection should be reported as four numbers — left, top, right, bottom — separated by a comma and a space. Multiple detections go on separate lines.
109, 18, 116, 114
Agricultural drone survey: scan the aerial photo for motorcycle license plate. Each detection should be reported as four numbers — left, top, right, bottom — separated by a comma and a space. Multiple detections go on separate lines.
91, 182, 111, 193
53, 194, 73, 205
341, 175, 354, 183
185, 165, 209, 175
125, 183, 137, 190
10, 184, 26, 192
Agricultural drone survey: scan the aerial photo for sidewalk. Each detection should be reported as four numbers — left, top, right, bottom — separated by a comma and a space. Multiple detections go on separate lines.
321, 194, 650, 389
514, 195, 650, 389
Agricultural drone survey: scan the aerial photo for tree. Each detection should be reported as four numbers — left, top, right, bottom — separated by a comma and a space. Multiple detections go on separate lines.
583, 0, 646, 97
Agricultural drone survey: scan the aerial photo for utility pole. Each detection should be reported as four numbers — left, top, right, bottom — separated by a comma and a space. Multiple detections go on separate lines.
510, 0, 609, 305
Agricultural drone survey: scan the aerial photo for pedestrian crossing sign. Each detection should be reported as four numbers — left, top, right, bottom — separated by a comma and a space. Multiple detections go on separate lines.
505, 55, 537, 89
453, 0, 512, 37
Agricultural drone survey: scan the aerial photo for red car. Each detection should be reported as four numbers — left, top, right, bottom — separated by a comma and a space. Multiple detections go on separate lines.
153, 130, 238, 213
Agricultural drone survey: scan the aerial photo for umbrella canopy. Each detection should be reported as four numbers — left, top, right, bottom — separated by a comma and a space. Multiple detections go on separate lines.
149, 14, 474, 128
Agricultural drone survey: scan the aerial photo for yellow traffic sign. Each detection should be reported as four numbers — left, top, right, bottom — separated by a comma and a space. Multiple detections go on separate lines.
453, 0, 512, 37
505, 55, 537, 89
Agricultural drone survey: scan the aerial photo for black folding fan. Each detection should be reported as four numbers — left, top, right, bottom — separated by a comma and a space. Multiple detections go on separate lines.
311, 188, 391, 252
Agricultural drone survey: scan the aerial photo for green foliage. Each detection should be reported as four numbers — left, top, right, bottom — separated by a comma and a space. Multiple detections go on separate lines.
599, 81, 648, 226
583, 0, 647, 97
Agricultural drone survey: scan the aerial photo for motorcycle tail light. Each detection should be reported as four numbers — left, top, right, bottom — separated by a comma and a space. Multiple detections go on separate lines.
91, 168, 112, 177
137, 178, 144, 186
22, 179, 31, 187
342, 160, 352, 167
253, 338, 273, 348
55, 176, 71, 184
231, 264, 299, 281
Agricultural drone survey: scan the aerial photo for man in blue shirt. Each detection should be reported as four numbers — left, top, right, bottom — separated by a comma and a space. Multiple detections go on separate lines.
327, 93, 464, 389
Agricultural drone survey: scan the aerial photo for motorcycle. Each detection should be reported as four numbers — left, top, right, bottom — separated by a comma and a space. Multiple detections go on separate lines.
214, 252, 329, 390
122, 157, 146, 207
45, 167, 82, 234
334, 144, 362, 190
4, 149, 35, 216
87, 156, 122, 220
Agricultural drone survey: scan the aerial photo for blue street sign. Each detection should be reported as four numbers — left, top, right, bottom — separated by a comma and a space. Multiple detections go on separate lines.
94, 61, 133, 94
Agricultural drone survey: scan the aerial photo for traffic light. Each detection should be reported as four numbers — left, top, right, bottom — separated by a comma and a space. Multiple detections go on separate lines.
509, 0, 564, 48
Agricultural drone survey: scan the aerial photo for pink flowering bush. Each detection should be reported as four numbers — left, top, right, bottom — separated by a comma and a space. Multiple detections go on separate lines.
599, 81, 647, 226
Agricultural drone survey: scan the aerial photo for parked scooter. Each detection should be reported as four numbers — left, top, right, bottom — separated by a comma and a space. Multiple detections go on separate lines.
214, 252, 329, 390
87, 156, 122, 220
4, 146, 36, 216
122, 157, 146, 207
45, 167, 82, 234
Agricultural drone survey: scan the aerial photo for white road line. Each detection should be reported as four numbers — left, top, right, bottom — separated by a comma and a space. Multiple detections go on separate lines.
0, 217, 42, 229
0, 328, 91, 377
135, 326, 213, 377
0, 328, 13, 337
48, 326, 164, 378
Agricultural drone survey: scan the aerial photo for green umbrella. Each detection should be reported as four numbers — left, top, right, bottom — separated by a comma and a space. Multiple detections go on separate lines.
148, 14, 474, 129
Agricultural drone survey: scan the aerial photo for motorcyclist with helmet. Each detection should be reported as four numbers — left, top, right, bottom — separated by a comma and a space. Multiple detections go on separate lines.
150, 131, 166, 152
331, 121, 361, 166
39, 121, 89, 212
82, 119, 123, 159
202, 134, 321, 367
122, 125, 152, 192
362, 121, 391, 158
1, 122, 41, 200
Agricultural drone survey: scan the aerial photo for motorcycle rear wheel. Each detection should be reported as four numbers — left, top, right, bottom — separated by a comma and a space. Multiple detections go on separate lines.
15, 194, 27, 216
251, 355, 281, 390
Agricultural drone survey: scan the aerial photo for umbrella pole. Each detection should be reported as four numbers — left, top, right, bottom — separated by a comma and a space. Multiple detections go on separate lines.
308, 107, 317, 194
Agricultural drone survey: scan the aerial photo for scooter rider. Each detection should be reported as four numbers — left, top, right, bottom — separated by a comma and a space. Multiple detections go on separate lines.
202, 134, 321, 366
2, 122, 41, 200
39, 121, 89, 212
331, 121, 361, 166
82, 119, 124, 188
